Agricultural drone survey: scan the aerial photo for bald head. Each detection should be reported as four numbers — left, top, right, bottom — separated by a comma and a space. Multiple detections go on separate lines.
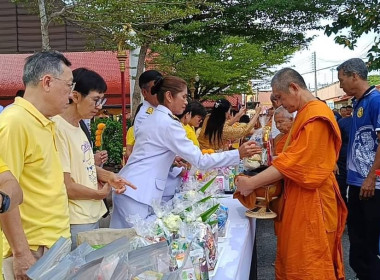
274, 106, 293, 134
271, 68, 307, 93
274, 106, 293, 119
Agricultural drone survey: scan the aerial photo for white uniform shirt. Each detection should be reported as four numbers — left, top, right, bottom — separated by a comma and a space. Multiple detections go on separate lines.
118, 105, 240, 206
134, 100, 156, 136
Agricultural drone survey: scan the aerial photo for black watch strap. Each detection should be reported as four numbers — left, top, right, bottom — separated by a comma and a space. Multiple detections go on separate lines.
0, 191, 10, 213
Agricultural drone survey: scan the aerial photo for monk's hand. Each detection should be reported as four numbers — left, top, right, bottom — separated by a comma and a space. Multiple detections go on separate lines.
235, 175, 254, 196
238, 141, 262, 159
108, 173, 136, 192
360, 175, 376, 199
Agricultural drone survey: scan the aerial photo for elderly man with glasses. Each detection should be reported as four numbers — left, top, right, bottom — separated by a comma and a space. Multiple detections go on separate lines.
0, 51, 74, 279
52, 67, 136, 250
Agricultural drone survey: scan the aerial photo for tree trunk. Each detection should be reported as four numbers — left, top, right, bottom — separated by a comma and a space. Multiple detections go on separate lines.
131, 44, 148, 117
38, 0, 50, 50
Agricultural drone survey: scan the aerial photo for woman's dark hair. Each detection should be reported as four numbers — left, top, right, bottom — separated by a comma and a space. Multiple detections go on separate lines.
132, 103, 143, 126
189, 100, 207, 118
73, 68, 107, 97
204, 99, 231, 145
239, 114, 250, 123
150, 76, 187, 104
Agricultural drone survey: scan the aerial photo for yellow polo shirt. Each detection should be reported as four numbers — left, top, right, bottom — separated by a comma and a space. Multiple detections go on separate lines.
0, 157, 9, 280
0, 97, 70, 256
183, 124, 199, 147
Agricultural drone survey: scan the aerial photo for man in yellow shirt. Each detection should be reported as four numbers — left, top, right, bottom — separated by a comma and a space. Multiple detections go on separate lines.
0, 158, 24, 280
0, 51, 74, 279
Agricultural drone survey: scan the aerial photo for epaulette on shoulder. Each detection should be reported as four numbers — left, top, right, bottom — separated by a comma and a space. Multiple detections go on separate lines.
146, 107, 154, 114
168, 113, 180, 122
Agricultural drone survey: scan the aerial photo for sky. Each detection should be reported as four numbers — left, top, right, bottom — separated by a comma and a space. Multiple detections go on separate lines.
257, 29, 378, 91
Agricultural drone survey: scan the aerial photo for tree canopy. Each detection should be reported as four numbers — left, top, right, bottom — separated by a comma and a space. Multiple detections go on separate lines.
16, 0, 346, 101
325, 1, 380, 70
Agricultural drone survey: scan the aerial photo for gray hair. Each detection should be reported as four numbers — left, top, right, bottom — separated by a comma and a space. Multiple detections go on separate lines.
274, 105, 293, 119
23, 51, 72, 86
271, 68, 307, 93
337, 58, 368, 80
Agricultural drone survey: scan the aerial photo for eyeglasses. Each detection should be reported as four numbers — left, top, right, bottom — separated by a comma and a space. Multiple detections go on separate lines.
40, 76, 76, 93
52, 77, 76, 93
94, 98, 107, 107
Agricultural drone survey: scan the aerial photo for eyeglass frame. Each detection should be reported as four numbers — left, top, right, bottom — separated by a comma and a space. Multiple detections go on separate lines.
39, 75, 76, 93
94, 98, 107, 107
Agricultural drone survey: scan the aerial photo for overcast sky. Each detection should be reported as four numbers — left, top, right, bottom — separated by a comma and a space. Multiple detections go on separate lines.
280, 30, 378, 90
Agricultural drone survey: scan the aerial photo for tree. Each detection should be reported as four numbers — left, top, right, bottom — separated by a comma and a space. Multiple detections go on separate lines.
63, 0, 344, 110
62, 0, 206, 116
16, 1, 346, 109
13, 0, 72, 50
325, 1, 380, 70
150, 36, 296, 98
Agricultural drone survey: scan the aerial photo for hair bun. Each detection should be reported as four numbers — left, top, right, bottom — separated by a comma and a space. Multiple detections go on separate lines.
151, 76, 164, 95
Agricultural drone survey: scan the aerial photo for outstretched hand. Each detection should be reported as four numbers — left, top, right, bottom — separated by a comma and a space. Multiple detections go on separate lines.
238, 141, 262, 159
108, 173, 137, 193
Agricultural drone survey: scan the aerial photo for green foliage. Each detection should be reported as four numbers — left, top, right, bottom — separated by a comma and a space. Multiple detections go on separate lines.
325, 1, 380, 70
199, 176, 217, 193
91, 118, 123, 166
369, 75, 380, 86
151, 36, 296, 96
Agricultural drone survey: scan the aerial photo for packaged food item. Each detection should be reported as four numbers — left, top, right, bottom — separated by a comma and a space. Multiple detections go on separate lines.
217, 205, 229, 238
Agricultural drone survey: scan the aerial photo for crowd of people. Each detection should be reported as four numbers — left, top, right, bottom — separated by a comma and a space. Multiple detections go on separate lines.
0, 50, 379, 280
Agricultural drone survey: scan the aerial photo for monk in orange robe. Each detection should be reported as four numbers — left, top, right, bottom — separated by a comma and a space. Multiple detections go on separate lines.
236, 68, 347, 280
273, 106, 293, 156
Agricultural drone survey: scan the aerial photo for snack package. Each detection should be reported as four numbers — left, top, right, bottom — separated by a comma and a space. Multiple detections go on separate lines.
217, 205, 229, 238
189, 242, 209, 280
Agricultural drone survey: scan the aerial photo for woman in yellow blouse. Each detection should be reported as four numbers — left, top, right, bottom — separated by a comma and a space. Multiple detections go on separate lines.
198, 99, 260, 150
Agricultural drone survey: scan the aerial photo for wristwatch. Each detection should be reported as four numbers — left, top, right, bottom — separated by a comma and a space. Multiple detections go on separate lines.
0, 191, 10, 213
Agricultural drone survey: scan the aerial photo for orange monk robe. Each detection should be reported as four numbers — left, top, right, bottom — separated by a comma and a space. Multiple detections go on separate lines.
274, 133, 289, 156
272, 100, 347, 280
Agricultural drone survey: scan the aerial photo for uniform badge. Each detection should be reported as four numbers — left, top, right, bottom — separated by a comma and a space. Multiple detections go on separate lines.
357, 107, 363, 118
146, 107, 154, 114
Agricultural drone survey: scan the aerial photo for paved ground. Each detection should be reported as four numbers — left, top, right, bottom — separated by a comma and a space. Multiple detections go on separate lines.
256, 219, 355, 280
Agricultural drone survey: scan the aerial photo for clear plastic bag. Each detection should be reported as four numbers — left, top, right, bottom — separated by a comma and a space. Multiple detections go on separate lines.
38, 242, 95, 280
26, 237, 72, 280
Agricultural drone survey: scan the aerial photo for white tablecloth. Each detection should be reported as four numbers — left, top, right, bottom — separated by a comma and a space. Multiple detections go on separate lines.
211, 195, 256, 280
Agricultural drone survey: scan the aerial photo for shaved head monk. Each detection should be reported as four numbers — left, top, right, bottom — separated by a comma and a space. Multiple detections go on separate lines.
236, 68, 347, 279
273, 106, 293, 156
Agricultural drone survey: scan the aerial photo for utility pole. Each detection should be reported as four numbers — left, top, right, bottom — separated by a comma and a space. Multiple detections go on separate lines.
330, 68, 334, 84
311, 52, 317, 97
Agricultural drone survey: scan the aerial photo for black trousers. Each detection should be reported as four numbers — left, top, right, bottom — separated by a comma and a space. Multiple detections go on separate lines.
347, 186, 380, 280
336, 160, 348, 205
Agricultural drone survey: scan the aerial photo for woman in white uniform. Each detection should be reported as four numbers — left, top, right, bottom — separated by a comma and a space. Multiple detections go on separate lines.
110, 76, 260, 228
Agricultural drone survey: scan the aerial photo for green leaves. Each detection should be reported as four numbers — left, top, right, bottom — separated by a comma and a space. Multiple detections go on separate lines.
199, 176, 217, 193
91, 118, 123, 166
200, 203, 220, 222
325, 0, 380, 70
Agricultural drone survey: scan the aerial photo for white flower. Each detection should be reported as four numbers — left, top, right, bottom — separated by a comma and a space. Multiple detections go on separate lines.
163, 213, 182, 232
